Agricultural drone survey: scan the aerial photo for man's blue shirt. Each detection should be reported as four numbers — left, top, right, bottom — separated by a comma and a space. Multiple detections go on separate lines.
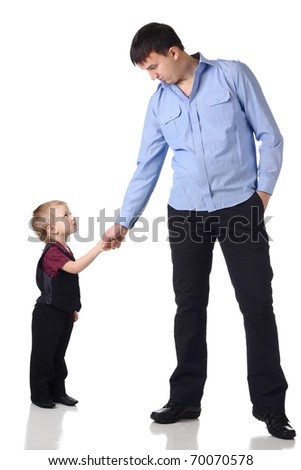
117, 54, 283, 228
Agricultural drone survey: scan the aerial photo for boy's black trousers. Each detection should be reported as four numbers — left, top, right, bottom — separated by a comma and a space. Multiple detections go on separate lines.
30, 303, 74, 402
168, 192, 288, 413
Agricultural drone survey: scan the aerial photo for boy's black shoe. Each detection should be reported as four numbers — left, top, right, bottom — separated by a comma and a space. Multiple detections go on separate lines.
253, 408, 296, 439
32, 399, 56, 409
53, 395, 78, 406
151, 401, 201, 424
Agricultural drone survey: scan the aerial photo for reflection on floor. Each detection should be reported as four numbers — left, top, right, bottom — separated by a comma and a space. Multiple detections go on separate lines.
249, 435, 295, 451
150, 420, 200, 450
22, 402, 296, 452
24, 404, 78, 450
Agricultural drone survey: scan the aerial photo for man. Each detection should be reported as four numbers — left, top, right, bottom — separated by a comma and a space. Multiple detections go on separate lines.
103, 23, 295, 439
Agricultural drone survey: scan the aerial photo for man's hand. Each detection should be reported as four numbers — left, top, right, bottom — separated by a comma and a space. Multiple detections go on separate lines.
73, 311, 79, 322
256, 191, 271, 211
102, 224, 128, 250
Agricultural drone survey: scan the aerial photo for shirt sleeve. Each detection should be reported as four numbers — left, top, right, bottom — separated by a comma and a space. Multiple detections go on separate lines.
115, 96, 169, 229
42, 246, 71, 279
232, 61, 283, 194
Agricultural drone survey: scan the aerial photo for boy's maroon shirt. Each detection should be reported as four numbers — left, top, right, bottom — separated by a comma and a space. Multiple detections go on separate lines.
41, 241, 74, 278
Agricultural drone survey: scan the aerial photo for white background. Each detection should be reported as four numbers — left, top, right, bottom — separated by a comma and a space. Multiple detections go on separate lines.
0, 0, 300, 468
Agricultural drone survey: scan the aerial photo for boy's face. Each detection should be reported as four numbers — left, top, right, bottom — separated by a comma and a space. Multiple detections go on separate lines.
139, 49, 181, 84
50, 204, 77, 239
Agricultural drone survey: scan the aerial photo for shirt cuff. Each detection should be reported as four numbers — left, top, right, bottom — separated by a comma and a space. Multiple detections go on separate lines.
115, 214, 139, 230
257, 176, 277, 195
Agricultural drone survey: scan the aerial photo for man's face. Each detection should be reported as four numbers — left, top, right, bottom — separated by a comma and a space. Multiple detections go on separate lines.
139, 50, 180, 84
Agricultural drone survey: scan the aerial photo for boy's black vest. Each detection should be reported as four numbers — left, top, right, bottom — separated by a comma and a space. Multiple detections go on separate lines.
36, 243, 81, 314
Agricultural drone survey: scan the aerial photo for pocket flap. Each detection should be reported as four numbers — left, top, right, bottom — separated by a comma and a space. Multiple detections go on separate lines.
205, 89, 230, 106
160, 105, 182, 124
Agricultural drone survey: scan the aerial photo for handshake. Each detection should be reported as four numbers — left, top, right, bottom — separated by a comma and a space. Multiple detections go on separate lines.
58, 224, 129, 276
99, 224, 128, 252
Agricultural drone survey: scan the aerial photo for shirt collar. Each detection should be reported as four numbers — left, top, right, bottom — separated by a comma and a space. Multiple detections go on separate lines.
51, 240, 73, 255
158, 52, 215, 90
194, 52, 216, 67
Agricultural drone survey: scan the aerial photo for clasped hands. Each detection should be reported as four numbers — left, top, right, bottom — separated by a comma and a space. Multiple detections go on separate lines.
100, 224, 128, 252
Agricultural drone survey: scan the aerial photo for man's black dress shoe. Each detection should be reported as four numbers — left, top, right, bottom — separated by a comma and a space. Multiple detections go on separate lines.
253, 409, 296, 439
32, 399, 56, 409
151, 401, 201, 424
52, 395, 78, 406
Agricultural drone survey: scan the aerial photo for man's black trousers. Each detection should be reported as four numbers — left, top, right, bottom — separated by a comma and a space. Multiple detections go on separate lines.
168, 192, 288, 413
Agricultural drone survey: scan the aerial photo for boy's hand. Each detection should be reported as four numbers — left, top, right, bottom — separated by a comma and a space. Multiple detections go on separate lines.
73, 311, 79, 322
102, 224, 128, 250
99, 239, 111, 251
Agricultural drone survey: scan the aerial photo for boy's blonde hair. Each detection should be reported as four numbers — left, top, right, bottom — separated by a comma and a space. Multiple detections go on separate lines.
31, 200, 67, 243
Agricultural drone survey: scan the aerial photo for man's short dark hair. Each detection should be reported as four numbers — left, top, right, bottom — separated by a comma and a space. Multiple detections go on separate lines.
130, 22, 185, 65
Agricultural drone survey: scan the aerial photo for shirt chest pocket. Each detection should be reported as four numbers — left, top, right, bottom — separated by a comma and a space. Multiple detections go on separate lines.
159, 105, 185, 144
203, 89, 234, 127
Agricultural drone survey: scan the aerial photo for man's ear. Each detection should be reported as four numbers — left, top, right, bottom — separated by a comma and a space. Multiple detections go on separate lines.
169, 46, 180, 60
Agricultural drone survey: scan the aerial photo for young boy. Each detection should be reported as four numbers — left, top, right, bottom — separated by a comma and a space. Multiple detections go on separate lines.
30, 200, 108, 408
